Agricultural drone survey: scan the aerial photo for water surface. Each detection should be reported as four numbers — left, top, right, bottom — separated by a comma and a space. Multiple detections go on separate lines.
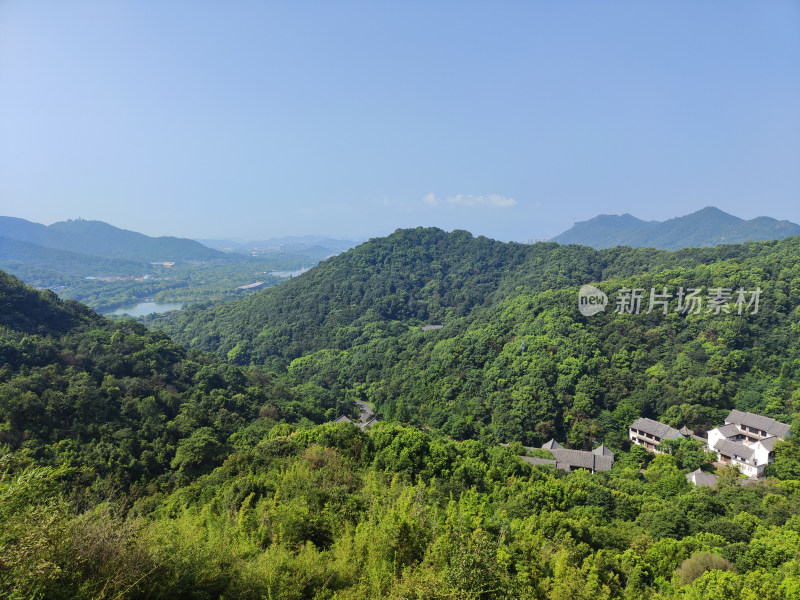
106, 301, 184, 317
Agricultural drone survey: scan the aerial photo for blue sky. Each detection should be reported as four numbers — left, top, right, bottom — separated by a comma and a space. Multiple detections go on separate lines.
1, 1, 798, 242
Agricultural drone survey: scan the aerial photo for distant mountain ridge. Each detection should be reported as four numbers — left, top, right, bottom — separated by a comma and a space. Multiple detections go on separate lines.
551, 206, 800, 250
197, 235, 359, 258
0, 216, 225, 261
0, 236, 146, 278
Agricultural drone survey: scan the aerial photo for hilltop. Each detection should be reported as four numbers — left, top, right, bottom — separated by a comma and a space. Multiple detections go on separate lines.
159, 226, 762, 369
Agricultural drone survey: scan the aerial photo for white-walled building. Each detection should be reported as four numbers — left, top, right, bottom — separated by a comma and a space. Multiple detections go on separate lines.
629, 417, 683, 452
706, 410, 789, 478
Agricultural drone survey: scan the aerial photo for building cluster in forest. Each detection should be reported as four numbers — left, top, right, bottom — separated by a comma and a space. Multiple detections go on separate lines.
629, 409, 790, 480
331, 404, 787, 481
521, 440, 614, 474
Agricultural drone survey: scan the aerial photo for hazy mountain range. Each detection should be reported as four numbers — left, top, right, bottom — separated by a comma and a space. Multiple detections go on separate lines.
197, 235, 359, 260
551, 206, 800, 250
0, 216, 225, 262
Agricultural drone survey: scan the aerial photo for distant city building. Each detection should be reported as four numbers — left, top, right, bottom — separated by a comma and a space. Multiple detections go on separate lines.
236, 281, 267, 291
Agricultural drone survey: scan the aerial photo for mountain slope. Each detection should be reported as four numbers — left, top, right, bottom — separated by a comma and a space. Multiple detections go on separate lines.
550, 213, 658, 249
160, 226, 771, 371
3, 266, 800, 599
160, 228, 537, 366
552, 206, 800, 249
0, 269, 325, 491
0, 269, 101, 335
157, 226, 800, 451
0, 216, 225, 261
270, 235, 800, 448
0, 236, 147, 278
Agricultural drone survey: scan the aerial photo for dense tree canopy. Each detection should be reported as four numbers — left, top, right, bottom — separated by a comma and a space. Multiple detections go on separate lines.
3, 229, 800, 598
160, 231, 800, 454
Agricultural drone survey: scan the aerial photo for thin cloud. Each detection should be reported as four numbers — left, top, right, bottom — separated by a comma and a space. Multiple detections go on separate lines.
422, 193, 516, 208
449, 194, 516, 207
422, 193, 440, 207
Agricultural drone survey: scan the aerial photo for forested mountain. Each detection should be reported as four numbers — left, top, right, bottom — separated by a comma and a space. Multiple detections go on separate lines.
160, 226, 762, 369
0, 235, 147, 279
0, 270, 328, 494
3, 262, 800, 597
0, 216, 225, 261
550, 213, 659, 249
552, 207, 800, 249
158, 229, 800, 452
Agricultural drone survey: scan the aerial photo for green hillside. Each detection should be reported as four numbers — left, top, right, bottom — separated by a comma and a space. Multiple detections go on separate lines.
2, 264, 800, 597
158, 230, 800, 452
0, 270, 328, 493
159, 226, 759, 369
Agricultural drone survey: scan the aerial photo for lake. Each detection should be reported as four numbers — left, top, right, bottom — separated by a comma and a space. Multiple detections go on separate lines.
106, 301, 184, 317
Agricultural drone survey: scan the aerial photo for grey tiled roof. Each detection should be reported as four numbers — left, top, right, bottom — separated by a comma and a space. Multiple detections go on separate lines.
542, 439, 564, 450
332, 415, 353, 424
686, 469, 719, 488
713, 438, 755, 460
725, 410, 791, 438
716, 423, 741, 438
592, 444, 615, 457
550, 449, 613, 472
757, 436, 778, 451
629, 417, 682, 440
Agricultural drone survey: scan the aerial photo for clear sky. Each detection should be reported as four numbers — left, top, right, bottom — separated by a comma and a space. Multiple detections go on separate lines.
1, 1, 798, 242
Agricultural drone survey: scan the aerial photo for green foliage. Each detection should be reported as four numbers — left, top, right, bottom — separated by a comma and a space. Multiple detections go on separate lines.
0, 271, 327, 495
153, 231, 800, 454
4, 423, 799, 598
675, 551, 734, 585
3, 230, 800, 598
657, 438, 711, 472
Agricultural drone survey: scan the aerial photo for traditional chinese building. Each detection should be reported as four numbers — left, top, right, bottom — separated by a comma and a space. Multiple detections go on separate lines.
706, 410, 789, 478
538, 440, 614, 473
628, 417, 683, 452
686, 468, 719, 488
